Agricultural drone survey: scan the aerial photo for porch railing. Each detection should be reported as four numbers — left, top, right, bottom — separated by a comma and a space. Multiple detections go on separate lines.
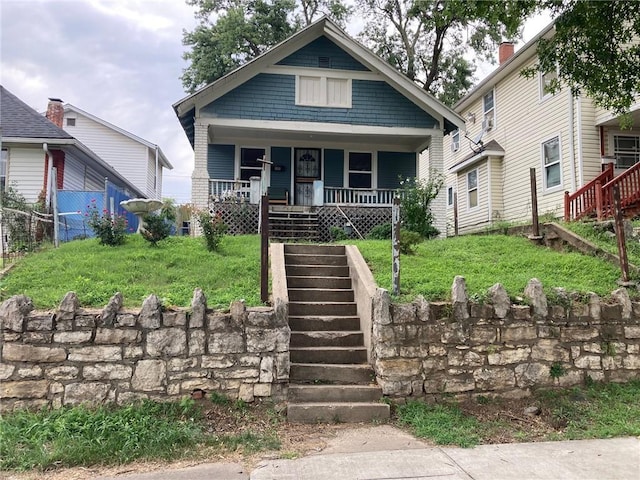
209, 179, 251, 201
324, 187, 396, 206
563, 163, 614, 221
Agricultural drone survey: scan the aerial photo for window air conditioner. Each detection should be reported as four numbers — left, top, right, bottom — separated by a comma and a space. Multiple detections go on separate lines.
482, 117, 494, 131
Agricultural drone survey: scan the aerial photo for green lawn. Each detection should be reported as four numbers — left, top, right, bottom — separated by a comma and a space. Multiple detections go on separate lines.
0, 232, 626, 309
562, 220, 640, 267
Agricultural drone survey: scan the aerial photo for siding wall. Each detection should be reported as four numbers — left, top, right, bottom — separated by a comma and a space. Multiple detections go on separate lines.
324, 149, 344, 187
377, 151, 416, 189
202, 74, 438, 129
277, 36, 369, 71
207, 144, 235, 179
6, 147, 44, 203
270, 147, 292, 190
62, 156, 86, 191
64, 113, 151, 197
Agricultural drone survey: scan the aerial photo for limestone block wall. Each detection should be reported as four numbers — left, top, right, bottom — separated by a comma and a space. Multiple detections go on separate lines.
0, 290, 290, 412
372, 278, 640, 398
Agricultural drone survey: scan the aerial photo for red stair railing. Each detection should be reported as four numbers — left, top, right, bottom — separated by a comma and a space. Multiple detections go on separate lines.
564, 163, 614, 221
599, 161, 640, 219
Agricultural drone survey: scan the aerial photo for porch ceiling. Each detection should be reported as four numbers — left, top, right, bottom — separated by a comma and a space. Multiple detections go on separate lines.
208, 123, 430, 151
596, 105, 640, 127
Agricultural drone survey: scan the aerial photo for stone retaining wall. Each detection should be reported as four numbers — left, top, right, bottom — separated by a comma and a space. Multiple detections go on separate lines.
372, 278, 640, 398
0, 290, 290, 412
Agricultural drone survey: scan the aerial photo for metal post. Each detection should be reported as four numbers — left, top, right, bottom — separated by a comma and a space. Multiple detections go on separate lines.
52, 167, 59, 248
392, 196, 401, 296
612, 184, 630, 283
260, 194, 269, 303
530, 168, 540, 238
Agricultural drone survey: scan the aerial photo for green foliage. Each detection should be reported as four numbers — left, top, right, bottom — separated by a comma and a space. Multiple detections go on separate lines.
399, 228, 422, 255
141, 213, 172, 246
550, 362, 567, 379
397, 401, 482, 447
354, 234, 622, 302
85, 200, 128, 246
330, 225, 348, 241
0, 186, 37, 252
197, 210, 228, 252
367, 222, 392, 240
525, 1, 640, 122
357, 0, 536, 105
398, 175, 443, 239
0, 400, 204, 471
181, 0, 351, 92
0, 235, 261, 309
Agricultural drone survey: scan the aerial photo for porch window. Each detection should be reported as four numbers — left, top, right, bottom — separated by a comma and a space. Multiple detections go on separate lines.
542, 136, 562, 190
296, 76, 351, 108
467, 169, 478, 209
240, 148, 265, 181
613, 135, 640, 168
348, 152, 372, 188
483, 89, 495, 131
0, 149, 7, 192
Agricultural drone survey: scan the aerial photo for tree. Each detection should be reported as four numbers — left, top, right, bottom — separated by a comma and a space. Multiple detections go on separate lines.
526, 0, 640, 124
355, 0, 536, 105
181, 0, 351, 93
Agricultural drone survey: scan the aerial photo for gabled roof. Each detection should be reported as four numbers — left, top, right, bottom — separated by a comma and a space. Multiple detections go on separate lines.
62, 104, 173, 169
1, 86, 73, 140
450, 139, 505, 173
173, 16, 465, 142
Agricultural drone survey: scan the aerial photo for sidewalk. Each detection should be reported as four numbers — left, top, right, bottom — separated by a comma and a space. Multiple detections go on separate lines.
96, 427, 640, 480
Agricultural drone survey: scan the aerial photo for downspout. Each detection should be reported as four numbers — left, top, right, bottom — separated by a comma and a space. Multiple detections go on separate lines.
43, 143, 53, 209
576, 96, 584, 187
568, 91, 577, 192
155, 146, 160, 199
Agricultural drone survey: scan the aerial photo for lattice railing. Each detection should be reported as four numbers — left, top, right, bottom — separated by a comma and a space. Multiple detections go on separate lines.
317, 206, 391, 242
209, 200, 258, 235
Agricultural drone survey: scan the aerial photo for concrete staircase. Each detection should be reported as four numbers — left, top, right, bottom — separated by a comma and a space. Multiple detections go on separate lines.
284, 244, 389, 423
269, 207, 319, 242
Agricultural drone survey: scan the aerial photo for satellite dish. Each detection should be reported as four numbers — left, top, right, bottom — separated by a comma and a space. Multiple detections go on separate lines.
472, 129, 484, 145
464, 129, 485, 154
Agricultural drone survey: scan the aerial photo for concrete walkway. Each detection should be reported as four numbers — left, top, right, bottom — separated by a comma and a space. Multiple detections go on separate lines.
96, 428, 640, 480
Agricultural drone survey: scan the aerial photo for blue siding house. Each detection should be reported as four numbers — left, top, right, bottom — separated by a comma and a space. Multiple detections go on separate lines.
173, 17, 464, 236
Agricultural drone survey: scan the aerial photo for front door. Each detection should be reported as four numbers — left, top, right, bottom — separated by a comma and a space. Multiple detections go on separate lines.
294, 148, 321, 205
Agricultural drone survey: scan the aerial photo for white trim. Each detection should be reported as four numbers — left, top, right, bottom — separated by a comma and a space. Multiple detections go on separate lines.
487, 157, 493, 221
540, 133, 563, 193
449, 150, 504, 174
202, 117, 438, 137
538, 69, 558, 102
344, 150, 376, 189
265, 65, 382, 82
295, 75, 352, 108
466, 168, 479, 211
576, 96, 584, 187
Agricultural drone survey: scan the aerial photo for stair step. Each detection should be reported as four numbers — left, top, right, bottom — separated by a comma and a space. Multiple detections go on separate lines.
289, 315, 361, 331
288, 384, 383, 403
290, 331, 364, 347
285, 244, 345, 255
289, 302, 357, 316
287, 276, 352, 289
290, 363, 375, 384
286, 265, 349, 277
290, 347, 367, 364
288, 288, 354, 303
285, 253, 347, 266
287, 402, 390, 423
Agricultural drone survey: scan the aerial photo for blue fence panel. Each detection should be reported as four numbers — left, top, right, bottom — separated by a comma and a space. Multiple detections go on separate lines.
107, 183, 139, 233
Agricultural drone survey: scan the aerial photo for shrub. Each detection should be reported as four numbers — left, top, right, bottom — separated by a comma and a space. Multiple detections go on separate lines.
197, 210, 227, 252
399, 229, 423, 255
398, 175, 443, 239
141, 213, 172, 246
86, 201, 127, 246
330, 226, 348, 241
367, 223, 392, 240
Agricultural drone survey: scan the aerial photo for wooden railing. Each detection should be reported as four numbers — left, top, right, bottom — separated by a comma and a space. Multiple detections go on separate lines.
564, 162, 640, 221
209, 179, 251, 201
324, 187, 396, 206
563, 163, 614, 221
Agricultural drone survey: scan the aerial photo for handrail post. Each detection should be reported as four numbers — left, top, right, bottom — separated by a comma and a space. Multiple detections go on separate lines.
595, 181, 603, 221
563, 191, 570, 221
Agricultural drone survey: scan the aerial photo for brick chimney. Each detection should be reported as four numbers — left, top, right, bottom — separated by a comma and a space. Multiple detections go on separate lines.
499, 42, 515, 66
46, 98, 64, 128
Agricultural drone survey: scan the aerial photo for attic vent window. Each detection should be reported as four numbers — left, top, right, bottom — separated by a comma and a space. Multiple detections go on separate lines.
66, 118, 76, 127
296, 75, 352, 108
318, 56, 331, 68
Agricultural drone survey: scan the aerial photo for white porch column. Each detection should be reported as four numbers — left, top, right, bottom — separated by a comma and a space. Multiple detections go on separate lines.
428, 130, 447, 238
192, 121, 210, 210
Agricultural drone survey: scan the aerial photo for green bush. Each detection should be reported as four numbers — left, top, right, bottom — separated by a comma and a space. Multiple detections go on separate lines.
367, 223, 392, 239
141, 213, 172, 246
399, 229, 423, 255
197, 210, 227, 252
398, 175, 443, 239
86, 200, 127, 246
330, 226, 348, 241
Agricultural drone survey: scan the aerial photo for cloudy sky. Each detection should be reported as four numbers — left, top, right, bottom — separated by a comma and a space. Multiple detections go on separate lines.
1, 1, 551, 205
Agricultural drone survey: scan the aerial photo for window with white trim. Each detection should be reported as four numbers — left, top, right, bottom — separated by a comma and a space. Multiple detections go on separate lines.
542, 136, 562, 190
540, 69, 558, 100
296, 75, 351, 108
0, 149, 7, 192
66, 117, 76, 127
447, 185, 454, 207
451, 130, 460, 152
613, 135, 640, 168
240, 148, 265, 181
483, 89, 495, 130
348, 152, 372, 188
467, 169, 478, 209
